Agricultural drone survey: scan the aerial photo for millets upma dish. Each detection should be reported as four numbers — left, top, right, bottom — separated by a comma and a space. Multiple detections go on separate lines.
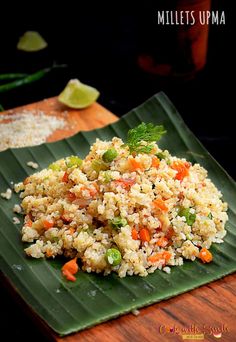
15, 123, 228, 280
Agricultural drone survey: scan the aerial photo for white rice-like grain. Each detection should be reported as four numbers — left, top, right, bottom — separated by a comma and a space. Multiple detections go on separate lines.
16, 136, 228, 278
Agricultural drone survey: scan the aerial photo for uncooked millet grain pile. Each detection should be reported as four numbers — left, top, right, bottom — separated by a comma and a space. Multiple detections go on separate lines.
0, 110, 66, 151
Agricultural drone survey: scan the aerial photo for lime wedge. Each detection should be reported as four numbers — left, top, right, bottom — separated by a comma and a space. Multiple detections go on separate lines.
17, 31, 48, 52
58, 79, 100, 109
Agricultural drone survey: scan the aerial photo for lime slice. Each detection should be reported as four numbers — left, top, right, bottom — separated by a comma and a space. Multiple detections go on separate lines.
17, 31, 48, 52
58, 79, 100, 109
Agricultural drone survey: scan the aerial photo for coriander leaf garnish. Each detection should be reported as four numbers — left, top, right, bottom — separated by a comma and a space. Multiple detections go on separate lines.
126, 122, 166, 154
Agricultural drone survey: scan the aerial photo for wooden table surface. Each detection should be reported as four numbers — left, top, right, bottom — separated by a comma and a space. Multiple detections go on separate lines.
1, 98, 236, 342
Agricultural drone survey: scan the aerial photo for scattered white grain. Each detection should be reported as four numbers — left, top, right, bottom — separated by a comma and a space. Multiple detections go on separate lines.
1, 188, 12, 200
14, 182, 24, 193
13, 217, 20, 224
131, 309, 140, 316
0, 110, 66, 151
13, 204, 22, 214
163, 266, 171, 274
12, 264, 23, 271
27, 161, 39, 169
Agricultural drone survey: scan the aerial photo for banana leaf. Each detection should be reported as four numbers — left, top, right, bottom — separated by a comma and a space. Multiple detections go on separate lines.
0, 92, 235, 335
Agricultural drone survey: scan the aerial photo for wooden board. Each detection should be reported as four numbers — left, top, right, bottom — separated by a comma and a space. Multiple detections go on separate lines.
0, 97, 118, 145
1, 98, 236, 342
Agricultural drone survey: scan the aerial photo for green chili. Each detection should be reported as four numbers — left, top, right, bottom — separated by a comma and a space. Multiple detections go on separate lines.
0, 104, 4, 112
0, 64, 67, 93
178, 207, 196, 226
0, 73, 28, 81
0, 68, 49, 93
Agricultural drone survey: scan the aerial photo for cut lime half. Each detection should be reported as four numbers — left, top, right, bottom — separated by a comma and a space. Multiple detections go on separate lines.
58, 79, 100, 109
17, 31, 48, 52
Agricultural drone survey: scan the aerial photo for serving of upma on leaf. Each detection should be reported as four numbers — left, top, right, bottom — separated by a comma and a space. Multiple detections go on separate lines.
15, 123, 228, 281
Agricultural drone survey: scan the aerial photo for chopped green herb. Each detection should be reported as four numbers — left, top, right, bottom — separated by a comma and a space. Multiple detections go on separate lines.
66, 155, 83, 168
126, 122, 166, 154
110, 216, 127, 229
102, 148, 118, 163
178, 207, 196, 226
208, 213, 213, 219
105, 248, 122, 266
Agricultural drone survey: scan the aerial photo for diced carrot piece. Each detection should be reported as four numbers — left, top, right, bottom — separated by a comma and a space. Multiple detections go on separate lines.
148, 251, 171, 264
81, 186, 97, 198
46, 250, 53, 257
148, 253, 164, 263
69, 227, 75, 235
139, 228, 150, 242
62, 257, 78, 274
92, 182, 100, 193
67, 192, 76, 202
114, 178, 136, 189
162, 251, 171, 262
88, 187, 98, 197
131, 228, 139, 240
156, 236, 168, 247
23, 177, 30, 185
151, 156, 160, 168
199, 248, 213, 263
26, 219, 33, 227
165, 227, 175, 240
171, 161, 190, 181
129, 158, 143, 171
43, 219, 54, 230
62, 269, 76, 282
62, 172, 69, 183
153, 198, 168, 212
62, 257, 79, 282
148, 255, 159, 263
61, 213, 72, 224
184, 161, 191, 168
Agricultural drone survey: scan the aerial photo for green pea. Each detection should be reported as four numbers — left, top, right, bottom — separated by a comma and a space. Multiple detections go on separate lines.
105, 248, 122, 266
178, 207, 196, 226
110, 216, 127, 229
48, 162, 61, 171
66, 155, 83, 168
102, 148, 118, 163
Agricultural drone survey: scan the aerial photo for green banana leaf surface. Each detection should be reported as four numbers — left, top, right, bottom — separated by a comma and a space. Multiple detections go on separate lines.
0, 92, 235, 335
